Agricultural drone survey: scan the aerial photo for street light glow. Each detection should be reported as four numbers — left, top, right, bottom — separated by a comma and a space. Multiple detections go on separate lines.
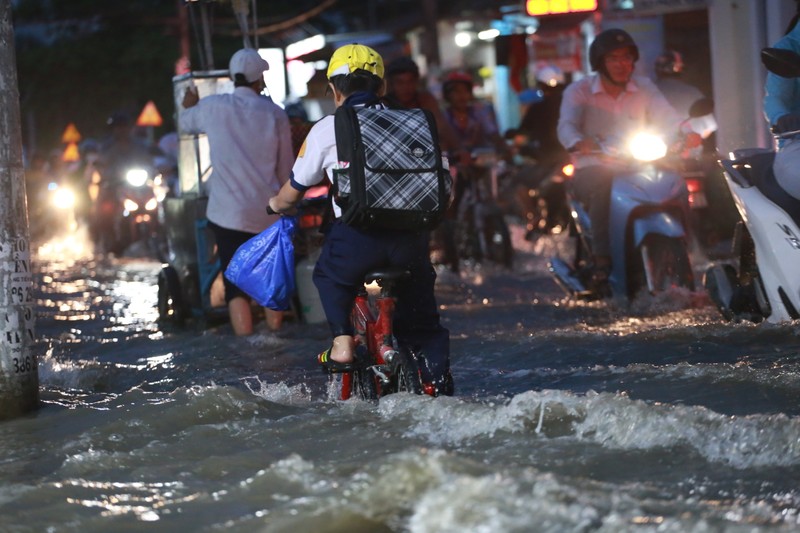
455, 31, 472, 47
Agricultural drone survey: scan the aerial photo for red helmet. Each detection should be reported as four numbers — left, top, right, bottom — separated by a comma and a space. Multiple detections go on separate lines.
442, 71, 474, 97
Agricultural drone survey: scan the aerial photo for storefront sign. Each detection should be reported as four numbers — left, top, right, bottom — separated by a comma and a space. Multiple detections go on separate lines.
532, 28, 583, 72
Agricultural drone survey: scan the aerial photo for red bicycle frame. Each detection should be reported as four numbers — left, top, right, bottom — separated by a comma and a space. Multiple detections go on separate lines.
340, 285, 397, 400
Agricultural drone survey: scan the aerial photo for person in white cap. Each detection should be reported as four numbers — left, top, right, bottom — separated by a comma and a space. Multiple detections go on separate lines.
180, 48, 293, 336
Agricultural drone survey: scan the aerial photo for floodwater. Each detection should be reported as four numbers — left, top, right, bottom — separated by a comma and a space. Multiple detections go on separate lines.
2, 225, 800, 532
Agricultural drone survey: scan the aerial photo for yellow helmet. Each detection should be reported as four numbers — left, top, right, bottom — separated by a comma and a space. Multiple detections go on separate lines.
327, 43, 384, 79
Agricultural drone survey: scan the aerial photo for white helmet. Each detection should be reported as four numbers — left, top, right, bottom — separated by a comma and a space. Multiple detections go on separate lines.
536, 65, 565, 88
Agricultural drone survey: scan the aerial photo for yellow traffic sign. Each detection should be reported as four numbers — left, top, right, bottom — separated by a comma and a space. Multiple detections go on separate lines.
136, 100, 163, 127
61, 123, 81, 144
62, 142, 80, 162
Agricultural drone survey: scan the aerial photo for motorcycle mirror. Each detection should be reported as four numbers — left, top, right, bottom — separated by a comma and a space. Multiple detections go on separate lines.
761, 47, 800, 78
688, 97, 714, 118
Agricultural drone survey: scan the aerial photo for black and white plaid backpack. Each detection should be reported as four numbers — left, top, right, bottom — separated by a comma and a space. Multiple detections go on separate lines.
332, 103, 452, 231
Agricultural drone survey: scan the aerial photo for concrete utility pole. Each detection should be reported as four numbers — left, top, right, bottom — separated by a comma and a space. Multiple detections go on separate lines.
0, 0, 39, 419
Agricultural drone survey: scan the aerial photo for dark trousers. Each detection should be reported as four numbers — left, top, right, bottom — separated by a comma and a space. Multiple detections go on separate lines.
312, 221, 450, 384
570, 165, 615, 258
208, 221, 255, 303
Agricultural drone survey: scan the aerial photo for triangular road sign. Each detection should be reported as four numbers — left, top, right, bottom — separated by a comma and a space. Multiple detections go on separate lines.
136, 100, 163, 127
61, 123, 81, 144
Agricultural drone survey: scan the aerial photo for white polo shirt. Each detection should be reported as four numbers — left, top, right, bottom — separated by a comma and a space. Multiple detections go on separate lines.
289, 115, 346, 217
180, 87, 294, 233
557, 74, 680, 170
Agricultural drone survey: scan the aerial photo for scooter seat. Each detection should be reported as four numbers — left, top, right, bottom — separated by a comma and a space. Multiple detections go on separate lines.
729, 150, 800, 228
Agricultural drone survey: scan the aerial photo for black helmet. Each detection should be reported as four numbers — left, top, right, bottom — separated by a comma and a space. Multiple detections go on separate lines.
589, 29, 639, 72
654, 50, 684, 76
386, 56, 420, 78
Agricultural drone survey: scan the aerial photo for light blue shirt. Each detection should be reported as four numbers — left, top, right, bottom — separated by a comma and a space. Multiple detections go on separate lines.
764, 22, 800, 132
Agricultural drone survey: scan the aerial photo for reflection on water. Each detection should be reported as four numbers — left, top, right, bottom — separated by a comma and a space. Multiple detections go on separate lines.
1, 229, 798, 530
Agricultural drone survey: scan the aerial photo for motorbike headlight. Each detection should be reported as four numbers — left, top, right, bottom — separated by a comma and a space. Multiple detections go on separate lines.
144, 197, 159, 211
628, 133, 667, 162
126, 168, 149, 187
123, 198, 139, 212
52, 186, 75, 209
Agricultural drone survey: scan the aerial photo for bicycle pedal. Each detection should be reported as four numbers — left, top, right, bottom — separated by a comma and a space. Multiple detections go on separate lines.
368, 365, 391, 383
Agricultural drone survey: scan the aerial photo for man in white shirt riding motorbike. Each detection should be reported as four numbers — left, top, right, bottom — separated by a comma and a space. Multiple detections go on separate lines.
557, 29, 685, 285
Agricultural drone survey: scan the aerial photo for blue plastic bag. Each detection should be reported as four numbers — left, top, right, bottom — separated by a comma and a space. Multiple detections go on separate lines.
224, 216, 298, 310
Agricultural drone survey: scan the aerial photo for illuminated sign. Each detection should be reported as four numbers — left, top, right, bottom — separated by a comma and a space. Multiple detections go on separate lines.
136, 101, 163, 127
526, 0, 598, 16
285, 34, 325, 61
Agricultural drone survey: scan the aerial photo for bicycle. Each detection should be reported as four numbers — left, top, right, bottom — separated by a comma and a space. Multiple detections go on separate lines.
267, 203, 446, 400
435, 148, 513, 271
333, 266, 435, 400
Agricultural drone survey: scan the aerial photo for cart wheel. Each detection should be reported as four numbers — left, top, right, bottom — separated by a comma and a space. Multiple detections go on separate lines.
158, 266, 186, 327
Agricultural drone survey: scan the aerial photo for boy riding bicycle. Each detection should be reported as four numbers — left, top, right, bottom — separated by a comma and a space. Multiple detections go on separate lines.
268, 44, 453, 396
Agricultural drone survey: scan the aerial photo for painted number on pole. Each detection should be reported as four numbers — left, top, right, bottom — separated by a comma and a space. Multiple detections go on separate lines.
1, 237, 35, 374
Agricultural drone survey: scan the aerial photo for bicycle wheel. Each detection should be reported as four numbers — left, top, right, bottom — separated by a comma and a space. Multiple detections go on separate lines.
391, 348, 423, 395
349, 368, 379, 400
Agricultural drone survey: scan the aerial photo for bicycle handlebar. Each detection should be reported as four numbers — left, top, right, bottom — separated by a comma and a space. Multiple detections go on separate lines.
266, 196, 328, 215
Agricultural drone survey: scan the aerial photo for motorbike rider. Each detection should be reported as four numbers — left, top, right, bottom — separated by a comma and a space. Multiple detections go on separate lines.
764, 10, 800, 200
557, 28, 688, 285
518, 65, 569, 166
384, 56, 467, 162
91, 111, 155, 251
96, 112, 155, 188
268, 43, 452, 394
654, 50, 705, 119
442, 70, 511, 160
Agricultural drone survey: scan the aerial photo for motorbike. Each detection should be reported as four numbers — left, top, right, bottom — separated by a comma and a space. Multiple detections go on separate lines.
673, 98, 741, 253
91, 166, 163, 258
703, 47, 800, 323
548, 130, 695, 302
503, 131, 573, 239
28, 177, 80, 243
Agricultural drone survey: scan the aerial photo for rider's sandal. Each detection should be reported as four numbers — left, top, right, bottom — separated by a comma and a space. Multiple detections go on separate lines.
317, 347, 356, 373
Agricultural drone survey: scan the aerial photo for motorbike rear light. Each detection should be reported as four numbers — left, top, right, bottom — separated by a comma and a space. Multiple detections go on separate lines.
685, 178, 703, 193
299, 213, 322, 229
561, 163, 575, 177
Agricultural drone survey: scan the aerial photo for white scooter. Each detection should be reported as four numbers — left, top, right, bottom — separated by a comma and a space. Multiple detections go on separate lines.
703, 48, 800, 322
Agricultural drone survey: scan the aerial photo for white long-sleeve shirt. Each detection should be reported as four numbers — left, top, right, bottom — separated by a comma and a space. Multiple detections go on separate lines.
179, 87, 293, 233
557, 74, 680, 169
